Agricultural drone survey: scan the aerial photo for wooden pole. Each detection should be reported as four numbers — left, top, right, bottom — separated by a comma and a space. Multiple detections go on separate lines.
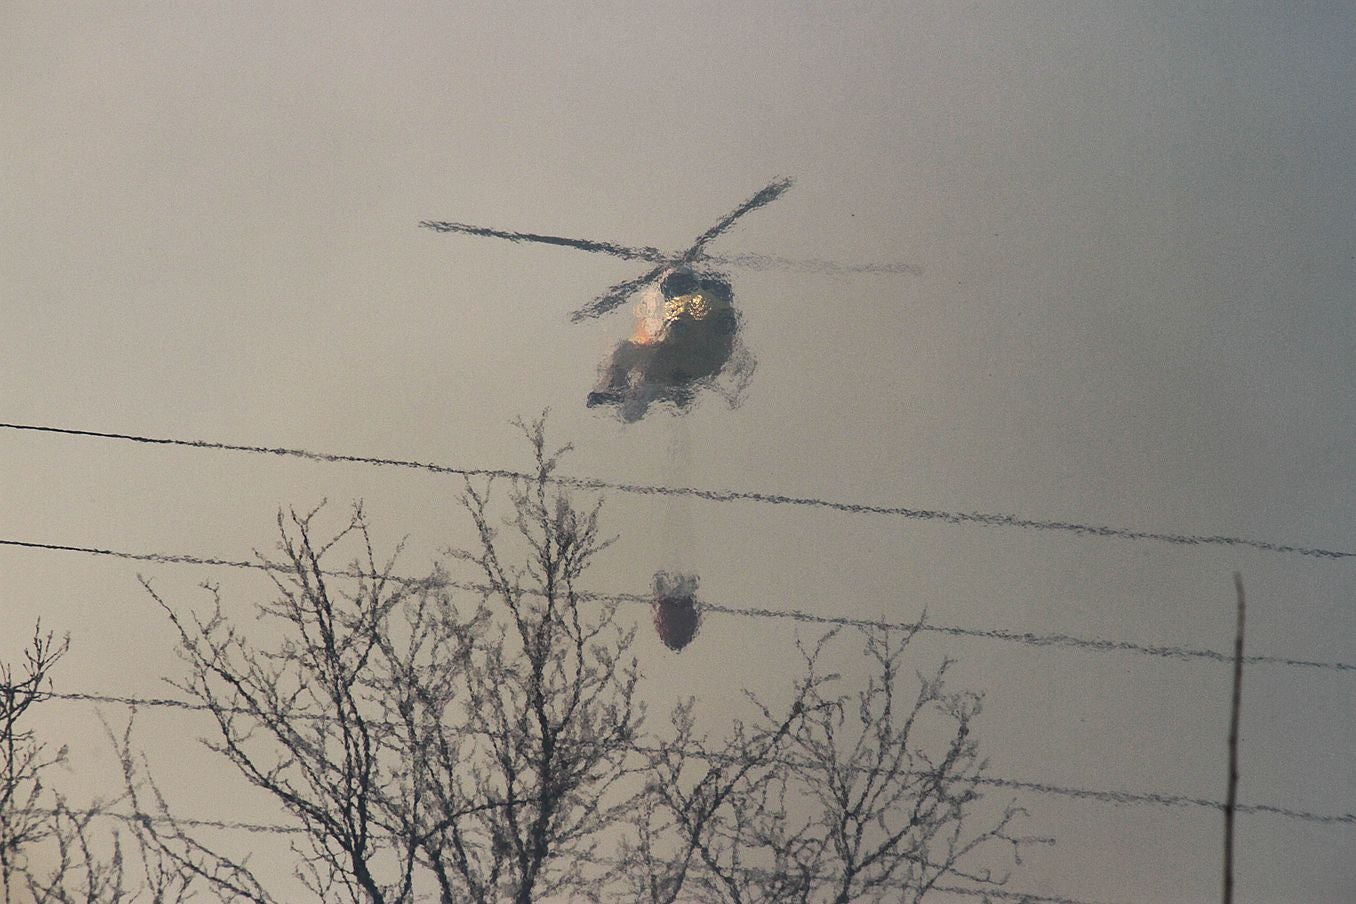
1223, 572, 1246, 904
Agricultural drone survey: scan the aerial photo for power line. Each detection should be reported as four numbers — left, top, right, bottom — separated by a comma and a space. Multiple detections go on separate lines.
2, 420, 1350, 560
5, 537, 1354, 674
647, 745, 1356, 828
928, 885, 1116, 904
35, 690, 1356, 828
81, 808, 309, 836
702, 598, 1355, 674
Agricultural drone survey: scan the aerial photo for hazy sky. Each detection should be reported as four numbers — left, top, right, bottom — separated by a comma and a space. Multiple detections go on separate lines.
3, 3, 1354, 902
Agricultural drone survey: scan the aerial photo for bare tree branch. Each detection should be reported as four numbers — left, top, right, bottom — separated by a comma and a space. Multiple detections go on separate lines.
116, 415, 1042, 903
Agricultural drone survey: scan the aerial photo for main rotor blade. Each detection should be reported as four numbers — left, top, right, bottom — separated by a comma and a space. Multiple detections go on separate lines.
681, 177, 794, 260
569, 263, 668, 322
419, 220, 669, 264
699, 251, 924, 276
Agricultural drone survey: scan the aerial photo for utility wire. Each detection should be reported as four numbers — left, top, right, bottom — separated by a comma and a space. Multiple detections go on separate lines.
2, 421, 1350, 560
77, 808, 309, 835
5, 538, 1353, 674
646, 744, 1356, 827
927, 885, 1116, 904
32, 690, 1356, 828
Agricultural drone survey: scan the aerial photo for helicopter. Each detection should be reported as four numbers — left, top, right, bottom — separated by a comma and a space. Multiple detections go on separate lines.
420, 178, 911, 420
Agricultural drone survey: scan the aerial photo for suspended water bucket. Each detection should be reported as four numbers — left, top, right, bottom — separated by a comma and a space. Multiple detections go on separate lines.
652, 571, 701, 652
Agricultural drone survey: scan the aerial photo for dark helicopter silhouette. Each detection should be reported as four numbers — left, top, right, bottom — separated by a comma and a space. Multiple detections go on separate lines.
582, 264, 744, 422
420, 178, 913, 420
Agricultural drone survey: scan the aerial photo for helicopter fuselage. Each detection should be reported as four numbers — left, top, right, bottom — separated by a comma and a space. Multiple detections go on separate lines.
588, 268, 740, 419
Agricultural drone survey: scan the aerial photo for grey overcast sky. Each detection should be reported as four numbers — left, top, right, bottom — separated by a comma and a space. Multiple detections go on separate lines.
3, 2, 1353, 902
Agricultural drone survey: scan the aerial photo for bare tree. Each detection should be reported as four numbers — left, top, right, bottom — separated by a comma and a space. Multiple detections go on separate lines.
784, 627, 1040, 903
129, 416, 1040, 902
624, 626, 1042, 903
0, 622, 118, 904
424, 418, 641, 903
136, 416, 642, 903
2, 625, 221, 903
2, 622, 71, 901
0, 622, 133, 904
619, 637, 831, 904
138, 503, 441, 904
112, 714, 276, 904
